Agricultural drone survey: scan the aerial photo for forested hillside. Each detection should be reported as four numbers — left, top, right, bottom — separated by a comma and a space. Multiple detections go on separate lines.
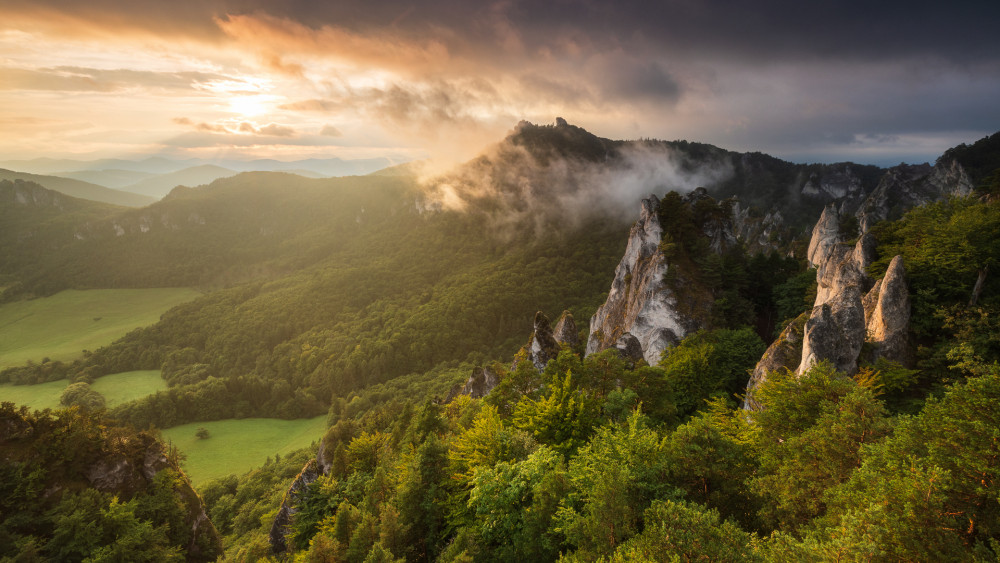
2, 123, 1000, 561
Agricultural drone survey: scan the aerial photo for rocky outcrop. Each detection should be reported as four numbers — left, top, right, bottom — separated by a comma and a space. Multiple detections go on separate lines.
743, 313, 808, 410
800, 166, 868, 204
744, 208, 913, 409
270, 459, 323, 554
864, 255, 911, 364
731, 200, 784, 254
855, 159, 974, 233
553, 310, 580, 349
1, 179, 69, 209
586, 195, 691, 365
614, 333, 645, 362
796, 286, 867, 376
527, 311, 561, 371
445, 366, 502, 402
807, 204, 843, 268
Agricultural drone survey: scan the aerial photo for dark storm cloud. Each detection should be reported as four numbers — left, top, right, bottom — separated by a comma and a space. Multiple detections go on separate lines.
9, 0, 999, 63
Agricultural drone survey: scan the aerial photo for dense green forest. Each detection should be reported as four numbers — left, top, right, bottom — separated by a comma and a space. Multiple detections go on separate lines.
3, 125, 1000, 561
201, 191, 1000, 562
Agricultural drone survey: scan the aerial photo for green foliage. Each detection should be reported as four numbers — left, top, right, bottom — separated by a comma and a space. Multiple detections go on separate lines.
555, 411, 675, 559
597, 499, 761, 563
751, 365, 893, 532
513, 372, 598, 457
59, 381, 105, 410
467, 446, 570, 561
658, 327, 765, 417
0, 402, 220, 561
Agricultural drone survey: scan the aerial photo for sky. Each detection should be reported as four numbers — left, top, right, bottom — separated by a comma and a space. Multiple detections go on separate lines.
2, 0, 999, 167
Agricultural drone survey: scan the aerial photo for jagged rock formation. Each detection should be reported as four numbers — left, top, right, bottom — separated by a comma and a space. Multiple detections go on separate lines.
527, 311, 561, 371
801, 166, 868, 204
744, 209, 912, 409
743, 313, 808, 410
270, 459, 323, 554
552, 310, 579, 349
586, 195, 690, 365
731, 200, 785, 254
1, 178, 70, 209
864, 255, 911, 364
0, 405, 222, 560
444, 366, 502, 402
807, 204, 844, 268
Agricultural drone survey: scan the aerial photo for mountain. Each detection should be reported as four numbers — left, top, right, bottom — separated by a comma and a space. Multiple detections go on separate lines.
0, 156, 398, 178
3, 121, 1000, 561
53, 168, 156, 189
0, 169, 155, 207
117, 164, 238, 199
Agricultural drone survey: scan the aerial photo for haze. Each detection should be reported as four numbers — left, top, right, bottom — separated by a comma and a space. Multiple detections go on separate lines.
2, 0, 999, 167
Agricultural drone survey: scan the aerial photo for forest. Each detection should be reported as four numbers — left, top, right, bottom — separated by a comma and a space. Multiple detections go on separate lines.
1, 124, 999, 561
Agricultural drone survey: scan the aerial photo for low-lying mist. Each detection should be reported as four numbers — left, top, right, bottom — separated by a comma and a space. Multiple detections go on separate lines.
416, 131, 735, 237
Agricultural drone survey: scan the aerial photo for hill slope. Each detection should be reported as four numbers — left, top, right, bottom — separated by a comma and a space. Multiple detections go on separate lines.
0, 169, 155, 207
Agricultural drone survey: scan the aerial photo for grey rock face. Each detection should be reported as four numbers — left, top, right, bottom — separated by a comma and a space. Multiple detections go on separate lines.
746, 214, 913, 410
807, 203, 843, 268
553, 310, 580, 348
614, 333, 645, 363
797, 286, 867, 376
528, 311, 561, 371
446, 366, 502, 402
743, 313, 808, 410
731, 200, 784, 255
270, 459, 323, 554
814, 235, 873, 307
865, 255, 911, 364
855, 158, 973, 233
586, 195, 690, 365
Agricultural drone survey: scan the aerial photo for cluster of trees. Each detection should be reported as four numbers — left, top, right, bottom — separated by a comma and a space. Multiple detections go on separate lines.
200, 343, 1000, 562
0, 403, 221, 561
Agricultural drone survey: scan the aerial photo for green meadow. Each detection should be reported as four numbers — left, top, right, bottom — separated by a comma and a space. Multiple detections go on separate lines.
0, 370, 167, 411
89, 370, 167, 407
162, 416, 328, 486
0, 379, 68, 411
0, 288, 200, 368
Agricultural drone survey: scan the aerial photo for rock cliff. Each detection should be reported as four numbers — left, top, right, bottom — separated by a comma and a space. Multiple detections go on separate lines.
585, 195, 690, 365
855, 159, 974, 232
744, 208, 913, 409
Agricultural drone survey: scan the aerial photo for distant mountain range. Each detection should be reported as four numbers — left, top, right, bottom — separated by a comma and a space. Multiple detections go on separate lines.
0, 156, 397, 178
0, 156, 400, 203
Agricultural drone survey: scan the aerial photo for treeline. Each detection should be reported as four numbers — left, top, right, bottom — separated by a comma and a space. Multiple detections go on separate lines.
206, 342, 1000, 562
197, 194, 1000, 562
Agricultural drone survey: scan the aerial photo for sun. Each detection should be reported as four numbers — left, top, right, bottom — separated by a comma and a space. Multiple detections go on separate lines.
229, 95, 271, 118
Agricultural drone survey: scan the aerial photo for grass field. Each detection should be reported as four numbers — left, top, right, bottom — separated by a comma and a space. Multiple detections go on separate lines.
89, 370, 166, 407
162, 416, 328, 485
0, 288, 200, 369
0, 379, 68, 410
0, 370, 167, 411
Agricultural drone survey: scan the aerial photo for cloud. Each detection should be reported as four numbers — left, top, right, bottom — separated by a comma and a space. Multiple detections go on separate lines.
0, 65, 226, 93
279, 99, 341, 113
320, 124, 342, 137
1, 0, 999, 164
418, 123, 734, 237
